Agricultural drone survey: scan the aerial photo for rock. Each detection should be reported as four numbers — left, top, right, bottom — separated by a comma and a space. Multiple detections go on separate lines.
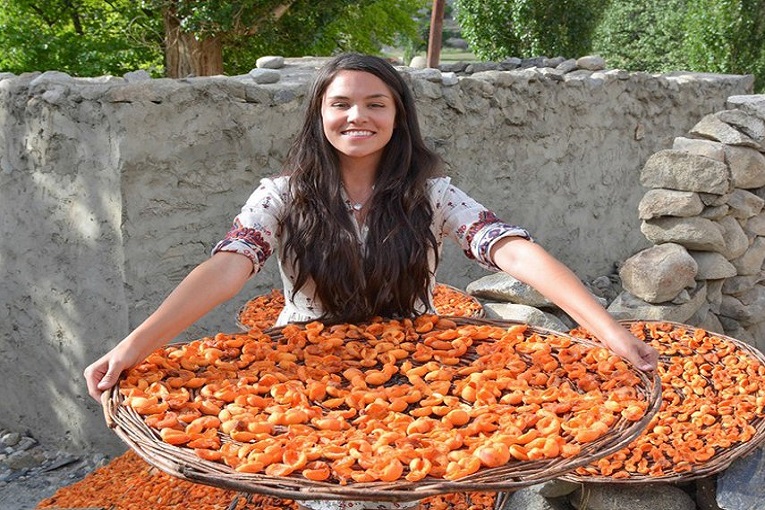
466, 273, 552, 307
725, 145, 765, 189
641, 217, 726, 252
727, 95, 765, 120
693, 307, 725, 334
690, 112, 762, 149
409, 56, 427, 69
638, 189, 704, 219
571, 483, 695, 510
248, 68, 280, 84
123, 70, 152, 82
483, 303, 568, 331
619, 244, 698, 303
722, 275, 762, 295
717, 446, 765, 510
607, 283, 707, 323
0, 433, 21, 448
716, 215, 750, 260
538, 479, 580, 498
255, 56, 285, 69
744, 211, 765, 235
689, 251, 737, 280
411, 68, 443, 82
727, 189, 765, 219
641, 149, 730, 194
700, 204, 730, 220
672, 137, 725, 161
498, 483, 561, 510
718, 109, 765, 142
719, 284, 765, 326
576, 55, 606, 71
556, 59, 578, 73
730, 236, 765, 275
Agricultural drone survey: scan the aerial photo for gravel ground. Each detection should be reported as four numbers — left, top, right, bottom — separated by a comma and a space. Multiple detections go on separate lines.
0, 429, 110, 510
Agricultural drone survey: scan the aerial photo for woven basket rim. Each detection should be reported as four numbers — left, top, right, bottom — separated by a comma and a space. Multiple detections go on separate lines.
104, 317, 661, 502
561, 319, 765, 484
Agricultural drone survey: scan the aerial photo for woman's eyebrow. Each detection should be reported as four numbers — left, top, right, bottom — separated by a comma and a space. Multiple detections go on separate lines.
326, 93, 391, 100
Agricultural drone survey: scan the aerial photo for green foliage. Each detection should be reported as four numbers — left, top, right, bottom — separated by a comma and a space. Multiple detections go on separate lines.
683, 0, 765, 90
592, 0, 765, 91
221, 0, 426, 74
453, 0, 606, 61
0, 0, 163, 76
0, 0, 426, 76
591, 0, 688, 73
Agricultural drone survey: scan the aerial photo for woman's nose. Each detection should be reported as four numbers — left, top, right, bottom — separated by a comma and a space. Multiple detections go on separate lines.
347, 105, 363, 122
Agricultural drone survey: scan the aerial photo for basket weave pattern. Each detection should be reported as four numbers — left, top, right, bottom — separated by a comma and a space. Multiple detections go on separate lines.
105, 317, 660, 502
564, 320, 765, 483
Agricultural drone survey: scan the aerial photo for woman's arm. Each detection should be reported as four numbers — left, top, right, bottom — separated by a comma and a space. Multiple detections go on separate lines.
490, 236, 658, 372
84, 251, 253, 400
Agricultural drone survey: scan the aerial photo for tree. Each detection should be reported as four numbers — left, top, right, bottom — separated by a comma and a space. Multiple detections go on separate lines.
453, 0, 607, 61
152, 0, 426, 77
591, 0, 765, 92
0, 0, 163, 77
683, 0, 765, 91
590, 0, 688, 73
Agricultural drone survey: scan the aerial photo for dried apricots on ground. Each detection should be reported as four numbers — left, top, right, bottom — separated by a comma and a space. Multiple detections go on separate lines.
36, 450, 498, 510
568, 321, 765, 480
114, 317, 653, 486
237, 285, 483, 330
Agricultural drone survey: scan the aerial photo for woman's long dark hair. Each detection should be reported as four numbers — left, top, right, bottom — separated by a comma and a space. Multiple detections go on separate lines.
279, 53, 442, 323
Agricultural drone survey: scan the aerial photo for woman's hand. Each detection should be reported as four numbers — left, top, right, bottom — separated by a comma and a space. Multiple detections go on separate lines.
84, 342, 144, 401
83, 252, 254, 402
491, 237, 658, 372
598, 325, 659, 372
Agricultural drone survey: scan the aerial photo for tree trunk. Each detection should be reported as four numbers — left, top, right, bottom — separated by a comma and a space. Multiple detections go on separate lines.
163, 6, 224, 78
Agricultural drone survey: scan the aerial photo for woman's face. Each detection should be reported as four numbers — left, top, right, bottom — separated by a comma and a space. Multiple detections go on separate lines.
321, 70, 396, 171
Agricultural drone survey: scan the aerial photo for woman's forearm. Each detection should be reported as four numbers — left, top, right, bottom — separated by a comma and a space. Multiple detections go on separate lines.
120, 252, 253, 359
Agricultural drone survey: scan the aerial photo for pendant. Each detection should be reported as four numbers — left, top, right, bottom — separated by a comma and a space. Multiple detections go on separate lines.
352, 203, 363, 211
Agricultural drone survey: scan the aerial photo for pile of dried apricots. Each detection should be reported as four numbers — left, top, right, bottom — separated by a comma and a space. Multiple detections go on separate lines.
116, 315, 651, 487
237, 285, 483, 330
37, 450, 497, 510
569, 321, 765, 480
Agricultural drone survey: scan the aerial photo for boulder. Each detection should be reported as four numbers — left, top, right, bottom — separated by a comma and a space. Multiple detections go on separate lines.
641, 217, 726, 252
640, 150, 730, 194
483, 303, 568, 332
689, 251, 737, 280
608, 283, 707, 323
571, 483, 695, 510
619, 244, 697, 303
466, 273, 552, 307
638, 189, 704, 220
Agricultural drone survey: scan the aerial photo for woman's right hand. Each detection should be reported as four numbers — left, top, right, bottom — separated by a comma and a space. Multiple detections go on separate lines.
84, 342, 143, 402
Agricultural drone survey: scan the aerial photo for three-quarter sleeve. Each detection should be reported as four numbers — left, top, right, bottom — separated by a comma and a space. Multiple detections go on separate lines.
432, 178, 532, 272
211, 177, 287, 275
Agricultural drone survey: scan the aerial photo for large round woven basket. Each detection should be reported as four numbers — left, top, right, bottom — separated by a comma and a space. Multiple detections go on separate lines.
104, 317, 661, 502
563, 320, 765, 484
236, 284, 484, 331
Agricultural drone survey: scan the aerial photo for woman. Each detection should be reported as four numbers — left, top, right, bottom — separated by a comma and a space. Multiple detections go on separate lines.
85, 53, 657, 401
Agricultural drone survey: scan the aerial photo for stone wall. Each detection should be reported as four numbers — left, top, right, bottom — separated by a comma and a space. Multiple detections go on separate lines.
0, 57, 753, 454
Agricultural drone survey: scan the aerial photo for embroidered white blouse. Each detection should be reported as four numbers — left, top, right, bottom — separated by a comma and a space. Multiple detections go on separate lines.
212, 176, 531, 325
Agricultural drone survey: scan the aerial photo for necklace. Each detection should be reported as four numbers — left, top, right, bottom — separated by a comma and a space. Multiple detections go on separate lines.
344, 185, 374, 212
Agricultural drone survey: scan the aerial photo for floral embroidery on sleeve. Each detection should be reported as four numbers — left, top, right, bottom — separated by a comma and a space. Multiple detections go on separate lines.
433, 178, 532, 272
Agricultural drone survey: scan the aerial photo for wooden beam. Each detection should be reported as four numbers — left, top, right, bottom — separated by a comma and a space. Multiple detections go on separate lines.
426, 0, 445, 68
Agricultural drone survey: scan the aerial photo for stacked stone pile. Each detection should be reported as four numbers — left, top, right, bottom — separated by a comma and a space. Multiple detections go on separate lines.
468, 94, 765, 354
617, 94, 765, 353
